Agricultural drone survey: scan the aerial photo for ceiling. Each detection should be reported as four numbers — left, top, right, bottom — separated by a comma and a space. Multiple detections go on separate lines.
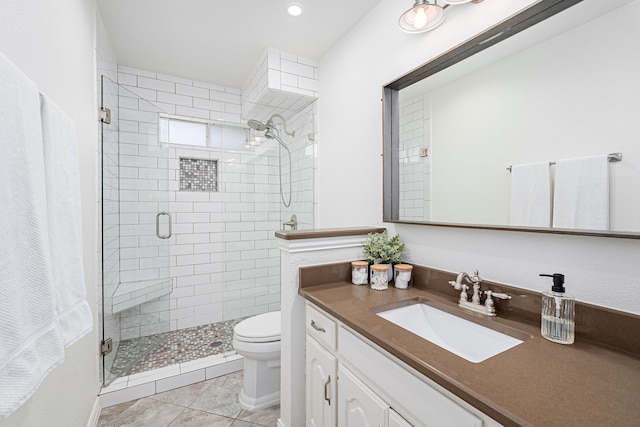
98, 0, 384, 89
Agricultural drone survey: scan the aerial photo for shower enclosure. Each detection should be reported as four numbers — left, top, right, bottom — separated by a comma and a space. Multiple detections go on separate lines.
100, 76, 316, 386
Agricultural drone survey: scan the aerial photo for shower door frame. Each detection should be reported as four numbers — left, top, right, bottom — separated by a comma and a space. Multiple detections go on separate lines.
100, 75, 173, 386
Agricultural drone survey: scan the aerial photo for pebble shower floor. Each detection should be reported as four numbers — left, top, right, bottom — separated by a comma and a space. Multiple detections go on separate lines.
110, 318, 245, 377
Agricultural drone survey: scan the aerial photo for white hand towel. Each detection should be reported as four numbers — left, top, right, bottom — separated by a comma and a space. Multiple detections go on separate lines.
0, 53, 65, 421
552, 155, 609, 230
509, 161, 551, 227
40, 94, 93, 347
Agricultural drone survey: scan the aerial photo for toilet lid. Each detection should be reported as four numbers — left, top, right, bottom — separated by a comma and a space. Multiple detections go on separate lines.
234, 311, 281, 343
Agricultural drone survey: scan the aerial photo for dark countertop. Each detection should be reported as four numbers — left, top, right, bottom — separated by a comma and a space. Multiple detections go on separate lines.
300, 281, 640, 427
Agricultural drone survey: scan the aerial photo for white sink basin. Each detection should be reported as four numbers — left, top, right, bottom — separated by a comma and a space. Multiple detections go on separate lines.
375, 299, 529, 363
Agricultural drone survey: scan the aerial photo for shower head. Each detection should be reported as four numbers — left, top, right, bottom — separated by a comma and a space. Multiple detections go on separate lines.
247, 114, 295, 138
247, 119, 267, 132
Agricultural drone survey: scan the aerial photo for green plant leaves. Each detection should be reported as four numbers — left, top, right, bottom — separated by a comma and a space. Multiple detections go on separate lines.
362, 230, 405, 264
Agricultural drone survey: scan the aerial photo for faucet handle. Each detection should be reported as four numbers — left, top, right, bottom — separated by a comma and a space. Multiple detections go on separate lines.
483, 289, 510, 316
458, 284, 469, 305
449, 280, 461, 290
490, 292, 511, 300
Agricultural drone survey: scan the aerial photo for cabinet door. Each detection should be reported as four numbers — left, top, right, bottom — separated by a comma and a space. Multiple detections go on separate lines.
389, 409, 413, 427
307, 337, 337, 427
338, 365, 388, 427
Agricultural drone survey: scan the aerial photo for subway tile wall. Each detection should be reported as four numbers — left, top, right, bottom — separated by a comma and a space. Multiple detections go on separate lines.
111, 66, 315, 338
399, 93, 431, 221
278, 105, 317, 230
242, 48, 318, 122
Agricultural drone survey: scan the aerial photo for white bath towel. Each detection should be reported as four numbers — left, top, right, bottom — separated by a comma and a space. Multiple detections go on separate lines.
40, 94, 93, 347
552, 155, 610, 230
0, 53, 65, 421
509, 161, 551, 227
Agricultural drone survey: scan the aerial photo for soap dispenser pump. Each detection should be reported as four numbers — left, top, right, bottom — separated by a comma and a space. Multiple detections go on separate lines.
540, 273, 575, 344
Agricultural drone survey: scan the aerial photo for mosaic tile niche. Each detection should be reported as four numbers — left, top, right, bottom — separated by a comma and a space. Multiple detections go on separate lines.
179, 157, 219, 192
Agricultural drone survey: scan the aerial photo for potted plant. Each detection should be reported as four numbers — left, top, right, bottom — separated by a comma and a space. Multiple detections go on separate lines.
362, 231, 405, 280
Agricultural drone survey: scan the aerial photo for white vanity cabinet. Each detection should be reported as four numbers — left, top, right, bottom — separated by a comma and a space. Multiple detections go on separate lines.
306, 336, 337, 427
389, 410, 413, 427
306, 304, 338, 427
337, 365, 388, 427
305, 301, 502, 427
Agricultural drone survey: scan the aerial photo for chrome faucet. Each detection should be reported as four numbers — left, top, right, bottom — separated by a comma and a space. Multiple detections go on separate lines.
449, 269, 511, 316
282, 214, 298, 231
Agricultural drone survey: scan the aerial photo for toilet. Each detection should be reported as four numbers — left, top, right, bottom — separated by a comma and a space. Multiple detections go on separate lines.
232, 310, 281, 411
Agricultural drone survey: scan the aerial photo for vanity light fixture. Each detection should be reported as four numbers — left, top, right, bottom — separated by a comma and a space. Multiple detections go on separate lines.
287, 3, 303, 17
398, 0, 484, 34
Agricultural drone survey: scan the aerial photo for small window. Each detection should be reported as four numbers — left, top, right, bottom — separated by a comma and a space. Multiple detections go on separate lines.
159, 115, 248, 149
209, 125, 247, 150
159, 117, 207, 146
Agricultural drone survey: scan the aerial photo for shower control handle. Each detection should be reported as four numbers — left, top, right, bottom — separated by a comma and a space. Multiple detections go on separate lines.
156, 211, 172, 239
310, 320, 326, 333
282, 214, 298, 231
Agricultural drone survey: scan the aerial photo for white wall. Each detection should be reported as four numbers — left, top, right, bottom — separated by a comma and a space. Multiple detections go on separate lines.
0, 0, 99, 426
318, 0, 537, 227
318, 0, 640, 314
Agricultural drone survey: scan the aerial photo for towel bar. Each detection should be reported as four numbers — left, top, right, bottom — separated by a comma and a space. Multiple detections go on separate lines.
506, 152, 622, 172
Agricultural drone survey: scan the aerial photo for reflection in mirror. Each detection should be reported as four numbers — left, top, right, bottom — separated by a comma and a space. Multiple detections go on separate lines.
387, 0, 640, 237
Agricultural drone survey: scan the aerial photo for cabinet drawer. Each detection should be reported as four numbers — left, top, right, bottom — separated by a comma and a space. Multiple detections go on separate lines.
306, 303, 337, 350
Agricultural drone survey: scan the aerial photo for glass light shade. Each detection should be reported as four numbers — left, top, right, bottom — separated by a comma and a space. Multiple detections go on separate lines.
398, 1, 445, 33
287, 3, 303, 16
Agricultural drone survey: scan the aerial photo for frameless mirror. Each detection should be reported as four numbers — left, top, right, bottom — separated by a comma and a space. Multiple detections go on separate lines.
383, 0, 640, 238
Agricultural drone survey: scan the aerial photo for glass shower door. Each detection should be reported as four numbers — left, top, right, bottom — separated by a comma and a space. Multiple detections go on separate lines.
100, 76, 172, 386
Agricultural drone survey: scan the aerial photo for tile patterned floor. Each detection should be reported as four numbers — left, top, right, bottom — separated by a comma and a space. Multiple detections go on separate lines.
111, 318, 245, 377
98, 371, 278, 427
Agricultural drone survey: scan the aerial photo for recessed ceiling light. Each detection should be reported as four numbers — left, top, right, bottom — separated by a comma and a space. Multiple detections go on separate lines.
287, 3, 303, 17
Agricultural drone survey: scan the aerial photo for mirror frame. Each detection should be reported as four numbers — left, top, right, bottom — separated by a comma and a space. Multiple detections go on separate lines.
383, 0, 640, 239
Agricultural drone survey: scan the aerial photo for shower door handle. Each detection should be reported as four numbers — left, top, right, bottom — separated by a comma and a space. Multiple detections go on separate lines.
156, 212, 172, 239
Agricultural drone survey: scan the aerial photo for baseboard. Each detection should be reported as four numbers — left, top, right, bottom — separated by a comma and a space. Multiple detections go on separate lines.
86, 397, 101, 427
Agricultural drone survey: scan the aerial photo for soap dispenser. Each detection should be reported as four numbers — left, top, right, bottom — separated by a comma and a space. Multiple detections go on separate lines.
540, 273, 575, 344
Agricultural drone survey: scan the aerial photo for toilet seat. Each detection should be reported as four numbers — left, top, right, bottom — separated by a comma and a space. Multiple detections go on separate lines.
234, 311, 281, 343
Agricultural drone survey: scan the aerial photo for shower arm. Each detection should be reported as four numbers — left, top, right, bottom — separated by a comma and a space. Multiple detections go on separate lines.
267, 114, 295, 138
